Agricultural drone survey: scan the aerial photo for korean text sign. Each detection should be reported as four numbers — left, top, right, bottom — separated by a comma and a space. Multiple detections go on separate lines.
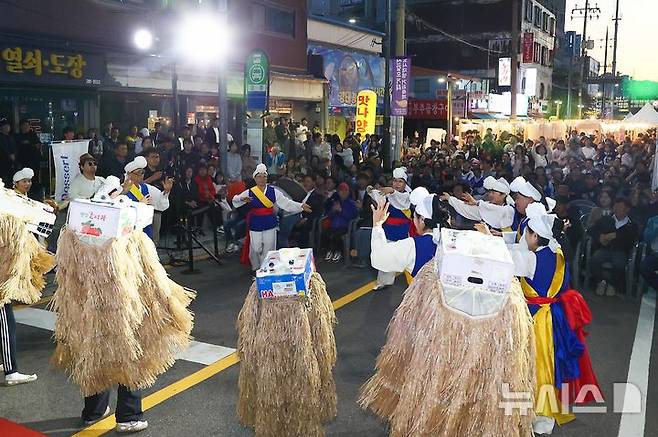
0, 45, 104, 86
390, 56, 411, 116
355, 90, 377, 135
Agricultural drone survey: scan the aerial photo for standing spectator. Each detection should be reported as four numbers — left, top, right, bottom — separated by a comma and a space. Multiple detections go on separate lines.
241, 144, 257, 180
265, 144, 286, 176
143, 148, 164, 189
226, 141, 243, 182
551, 140, 568, 167
263, 118, 277, 149
311, 132, 331, 161
174, 166, 199, 218
62, 126, 75, 141
179, 139, 200, 173
204, 118, 220, 147
125, 126, 139, 154
104, 127, 120, 155
194, 163, 217, 232
296, 174, 325, 248
87, 128, 103, 163
295, 118, 309, 156
101, 143, 130, 178
134, 128, 150, 155
322, 182, 358, 262
275, 117, 290, 157
14, 119, 42, 198
152, 121, 165, 145
582, 138, 597, 160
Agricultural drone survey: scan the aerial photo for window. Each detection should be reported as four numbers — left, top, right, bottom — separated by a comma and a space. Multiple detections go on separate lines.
252, 3, 295, 38
542, 12, 548, 32
414, 78, 430, 94
534, 6, 541, 27
548, 17, 555, 36
548, 49, 554, 67
533, 42, 541, 63
541, 46, 548, 66
525, 0, 533, 22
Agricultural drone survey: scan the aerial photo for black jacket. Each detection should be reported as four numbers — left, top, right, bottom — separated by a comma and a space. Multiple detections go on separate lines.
303, 189, 325, 221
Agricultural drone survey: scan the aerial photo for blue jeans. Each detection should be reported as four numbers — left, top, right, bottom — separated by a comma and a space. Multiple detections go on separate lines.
278, 213, 301, 248
353, 227, 372, 263
224, 215, 246, 244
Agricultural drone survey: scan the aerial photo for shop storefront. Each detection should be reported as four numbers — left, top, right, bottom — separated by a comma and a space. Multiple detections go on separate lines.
0, 42, 105, 139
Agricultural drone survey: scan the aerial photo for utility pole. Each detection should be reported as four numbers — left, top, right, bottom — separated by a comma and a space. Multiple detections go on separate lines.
391, 0, 405, 162
611, 0, 621, 119
510, 0, 519, 120
382, 0, 392, 169
572, 0, 600, 118
217, 0, 228, 175
600, 27, 608, 118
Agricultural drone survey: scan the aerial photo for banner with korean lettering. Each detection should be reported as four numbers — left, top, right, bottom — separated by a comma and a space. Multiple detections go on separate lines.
407, 99, 448, 120
355, 90, 377, 135
390, 56, 411, 116
0, 44, 104, 87
523, 33, 534, 63
51, 140, 89, 202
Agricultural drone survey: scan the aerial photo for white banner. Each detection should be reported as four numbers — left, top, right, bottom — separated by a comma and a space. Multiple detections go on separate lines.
51, 140, 89, 202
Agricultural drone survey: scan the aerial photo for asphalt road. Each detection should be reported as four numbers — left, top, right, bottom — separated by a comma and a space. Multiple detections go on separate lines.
0, 251, 656, 437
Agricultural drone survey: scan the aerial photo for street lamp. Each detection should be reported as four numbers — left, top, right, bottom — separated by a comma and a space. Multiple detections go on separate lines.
438, 77, 446, 83
554, 100, 562, 119
133, 29, 154, 51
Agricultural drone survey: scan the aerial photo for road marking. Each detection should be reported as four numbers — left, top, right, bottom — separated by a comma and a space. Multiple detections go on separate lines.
13, 307, 236, 366
74, 277, 382, 436
617, 289, 656, 437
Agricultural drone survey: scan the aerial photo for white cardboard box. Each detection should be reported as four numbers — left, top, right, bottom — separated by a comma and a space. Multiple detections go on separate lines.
436, 228, 514, 295
256, 248, 315, 299
67, 199, 152, 239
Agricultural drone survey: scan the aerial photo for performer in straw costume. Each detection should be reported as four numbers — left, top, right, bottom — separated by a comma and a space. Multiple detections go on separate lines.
51, 191, 194, 433
0, 170, 56, 385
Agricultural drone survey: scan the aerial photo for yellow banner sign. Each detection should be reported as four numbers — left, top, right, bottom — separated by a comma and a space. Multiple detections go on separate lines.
355, 90, 377, 135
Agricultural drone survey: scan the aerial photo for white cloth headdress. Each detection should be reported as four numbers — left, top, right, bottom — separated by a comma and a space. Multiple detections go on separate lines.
528, 213, 560, 252
124, 156, 147, 174
415, 194, 435, 220
253, 163, 268, 178
409, 186, 430, 206
392, 167, 408, 182
518, 181, 542, 201
13, 168, 34, 183
483, 176, 511, 195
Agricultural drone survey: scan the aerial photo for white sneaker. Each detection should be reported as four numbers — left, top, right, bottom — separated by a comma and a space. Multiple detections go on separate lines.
332, 252, 342, 262
532, 415, 555, 435
116, 420, 149, 433
606, 283, 617, 296
4, 372, 37, 386
84, 406, 111, 426
225, 244, 236, 253
595, 280, 607, 296
324, 251, 333, 261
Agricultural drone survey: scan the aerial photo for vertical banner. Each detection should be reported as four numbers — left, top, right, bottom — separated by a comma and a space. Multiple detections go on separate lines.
390, 56, 411, 116
245, 49, 270, 111
498, 57, 511, 86
51, 140, 88, 202
523, 32, 534, 63
355, 90, 377, 135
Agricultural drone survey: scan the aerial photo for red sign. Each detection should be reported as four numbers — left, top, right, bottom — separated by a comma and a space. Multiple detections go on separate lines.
406, 99, 448, 120
523, 32, 534, 63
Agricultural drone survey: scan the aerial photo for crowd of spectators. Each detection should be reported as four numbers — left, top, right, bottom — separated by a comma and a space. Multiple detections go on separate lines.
2, 113, 658, 296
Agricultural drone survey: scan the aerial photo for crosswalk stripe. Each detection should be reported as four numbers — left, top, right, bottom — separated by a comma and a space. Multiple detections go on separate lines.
13, 307, 235, 366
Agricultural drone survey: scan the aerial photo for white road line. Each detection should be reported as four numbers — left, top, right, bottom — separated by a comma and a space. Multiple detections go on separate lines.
13, 307, 235, 366
618, 289, 656, 437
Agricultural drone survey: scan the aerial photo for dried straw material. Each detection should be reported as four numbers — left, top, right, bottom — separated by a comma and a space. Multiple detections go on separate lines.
51, 226, 195, 396
359, 262, 536, 437
0, 213, 55, 305
237, 273, 337, 437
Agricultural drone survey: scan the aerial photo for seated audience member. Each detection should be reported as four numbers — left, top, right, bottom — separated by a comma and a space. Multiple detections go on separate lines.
589, 197, 639, 296
193, 163, 218, 233
322, 183, 358, 262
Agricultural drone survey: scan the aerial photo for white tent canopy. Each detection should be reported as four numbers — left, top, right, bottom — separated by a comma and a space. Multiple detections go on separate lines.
628, 103, 658, 125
